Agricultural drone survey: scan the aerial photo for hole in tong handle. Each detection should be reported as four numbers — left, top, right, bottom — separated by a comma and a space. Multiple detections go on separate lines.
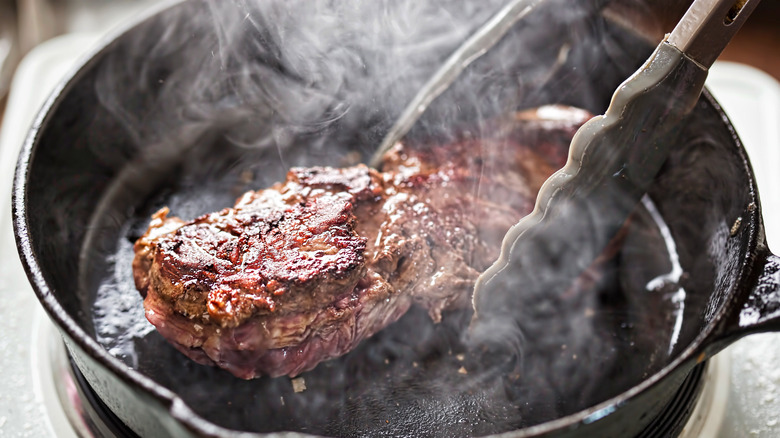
725, 0, 748, 25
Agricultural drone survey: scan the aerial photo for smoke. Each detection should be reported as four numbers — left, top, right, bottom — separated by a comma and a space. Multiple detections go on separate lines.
94, 0, 513, 165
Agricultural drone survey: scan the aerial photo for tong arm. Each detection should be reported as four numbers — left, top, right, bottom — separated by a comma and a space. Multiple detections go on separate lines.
668, 0, 761, 68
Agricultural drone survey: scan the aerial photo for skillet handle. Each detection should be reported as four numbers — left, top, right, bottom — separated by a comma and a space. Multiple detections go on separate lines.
711, 250, 780, 351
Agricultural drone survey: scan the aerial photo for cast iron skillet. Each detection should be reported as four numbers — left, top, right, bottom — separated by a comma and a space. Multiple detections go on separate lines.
13, 0, 780, 436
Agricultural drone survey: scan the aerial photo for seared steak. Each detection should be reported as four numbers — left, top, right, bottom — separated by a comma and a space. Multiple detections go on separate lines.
132, 105, 592, 378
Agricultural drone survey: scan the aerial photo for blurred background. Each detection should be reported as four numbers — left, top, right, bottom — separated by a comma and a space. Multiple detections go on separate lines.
720, 1, 779, 80
0, 0, 778, 121
1, 0, 162, 115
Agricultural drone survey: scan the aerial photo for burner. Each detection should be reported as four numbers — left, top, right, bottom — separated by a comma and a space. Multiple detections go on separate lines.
637, 364, 706, 438
66, 356, 139, 438
32, 309, 138, 438
68, 354, 138, 438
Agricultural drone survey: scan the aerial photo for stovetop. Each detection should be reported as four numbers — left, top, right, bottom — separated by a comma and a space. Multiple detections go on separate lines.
1, 15, 780, 438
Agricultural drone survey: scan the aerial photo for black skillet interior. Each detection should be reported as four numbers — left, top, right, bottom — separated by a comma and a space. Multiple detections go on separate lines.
20, 0, 753, 436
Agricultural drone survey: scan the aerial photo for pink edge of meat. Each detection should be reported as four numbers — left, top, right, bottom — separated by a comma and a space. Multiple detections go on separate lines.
144, 283, 412, 379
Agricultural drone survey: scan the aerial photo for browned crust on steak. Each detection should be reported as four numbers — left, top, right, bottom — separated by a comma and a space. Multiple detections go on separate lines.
134, 166, 383, 327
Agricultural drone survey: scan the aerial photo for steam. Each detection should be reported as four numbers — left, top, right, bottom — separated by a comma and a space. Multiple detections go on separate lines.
95, 0, 511, 162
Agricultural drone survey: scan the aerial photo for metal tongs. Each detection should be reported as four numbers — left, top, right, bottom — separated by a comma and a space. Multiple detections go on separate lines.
469, 0, 761, 338
369, 0, 549, 166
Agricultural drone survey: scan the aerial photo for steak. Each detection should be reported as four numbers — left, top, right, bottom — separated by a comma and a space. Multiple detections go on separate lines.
132, 105, 592, 378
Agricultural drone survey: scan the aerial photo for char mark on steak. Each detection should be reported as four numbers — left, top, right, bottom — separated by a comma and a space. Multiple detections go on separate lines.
132, 105, 592, 379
